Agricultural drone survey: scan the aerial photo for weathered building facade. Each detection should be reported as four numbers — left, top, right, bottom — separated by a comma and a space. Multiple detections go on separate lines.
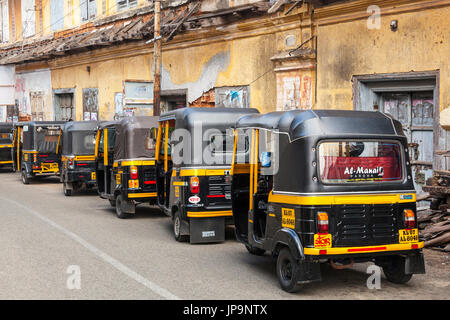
0, 0, 448, 192
0, 0, 311, 121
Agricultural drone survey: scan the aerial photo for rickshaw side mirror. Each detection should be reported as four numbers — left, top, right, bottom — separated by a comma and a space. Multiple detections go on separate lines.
261, 152, 271, 168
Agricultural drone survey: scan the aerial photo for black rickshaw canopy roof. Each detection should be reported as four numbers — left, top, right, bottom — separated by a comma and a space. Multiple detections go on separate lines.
159, 107, 260, 130
15, 121, 65, 152
61, 121, 100, 156
62, 121, 100, 132
235, 109, 405, 141
15, 121, 66, 128
113, 116, 160, 161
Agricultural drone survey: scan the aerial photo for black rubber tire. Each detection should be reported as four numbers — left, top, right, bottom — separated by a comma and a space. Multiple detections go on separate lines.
382, 255, 413, 284
63, 182, 72, 196
245, 244, 266, 256
173, 211, 189, 242
276, 247, 303, 293
21, 169, 29, 185
115, 194, 132, 219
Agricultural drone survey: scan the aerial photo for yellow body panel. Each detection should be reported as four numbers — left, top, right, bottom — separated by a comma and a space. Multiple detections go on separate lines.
187, 210, 233, 218
304, 242, 424, 256
127, 192, 157, 198
269, 191, 416, 206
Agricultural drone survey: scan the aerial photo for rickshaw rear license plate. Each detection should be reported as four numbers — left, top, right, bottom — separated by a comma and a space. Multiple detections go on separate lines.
399, 229, 419, 243
314, 234, 332, 248
281, 208, 295, 229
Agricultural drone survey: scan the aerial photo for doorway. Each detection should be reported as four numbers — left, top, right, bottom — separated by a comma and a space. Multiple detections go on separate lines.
353, 71, 440, 196
54, 89, 75, 121
380, 92, 434, 191
160, 89, 187, 113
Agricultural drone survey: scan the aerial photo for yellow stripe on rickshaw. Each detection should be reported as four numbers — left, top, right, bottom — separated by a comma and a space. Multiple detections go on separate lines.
127, 192, 157, 198
0, 144, 12, 148
304, 242, 424, 256
187, 210, 233, 218
113, 160, 156, 167
75, 155, 96, 161
179, 169, 231, 177
268, 191, 416, 206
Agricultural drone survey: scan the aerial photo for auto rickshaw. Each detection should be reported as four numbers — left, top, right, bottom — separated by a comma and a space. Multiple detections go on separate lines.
13, 121, 65, 184
230, 109, 425, 292
156, 107, 259, 243
95, 117, 159, 218
60, 121, 99, 196
0, 123, 14, 171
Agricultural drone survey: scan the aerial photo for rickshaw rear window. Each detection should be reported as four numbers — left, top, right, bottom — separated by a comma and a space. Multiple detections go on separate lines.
0, 133, 11, 143
36, 127, 61, 153
72, 132, 96, 155
210, 134, 248, 154
319, 141, 403, 183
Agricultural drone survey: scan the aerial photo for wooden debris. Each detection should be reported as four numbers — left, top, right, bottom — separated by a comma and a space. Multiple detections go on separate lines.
419, 206, 450, 249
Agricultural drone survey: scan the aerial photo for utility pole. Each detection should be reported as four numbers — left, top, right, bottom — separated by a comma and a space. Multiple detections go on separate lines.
153, 0, 162, 116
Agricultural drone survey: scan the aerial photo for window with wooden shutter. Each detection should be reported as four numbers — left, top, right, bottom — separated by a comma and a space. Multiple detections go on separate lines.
117, 0, 138, 11
0, 0, 9, 43
81, 0, 97, 22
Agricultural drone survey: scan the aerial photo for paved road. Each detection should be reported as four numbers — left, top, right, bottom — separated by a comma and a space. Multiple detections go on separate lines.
0, 170, 449, 300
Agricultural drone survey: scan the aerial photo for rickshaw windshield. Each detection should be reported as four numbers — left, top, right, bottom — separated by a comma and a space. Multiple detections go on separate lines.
318, 140, 404, 184
72, 131, 97, 155
98, 128, 116, 153
35, 126, 60, 153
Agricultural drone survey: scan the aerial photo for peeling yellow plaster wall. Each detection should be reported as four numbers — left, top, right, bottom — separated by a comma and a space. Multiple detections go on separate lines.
163, 34, 276, 113
51, 53, 152, 121
216, 35, 277, 114
316, 6, 449, 112
51, 32, 277, 120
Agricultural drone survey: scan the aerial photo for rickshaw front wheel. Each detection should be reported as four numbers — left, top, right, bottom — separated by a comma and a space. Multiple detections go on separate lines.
382, 255, 413, 284
276, 247, 303, 293
63, 182, 72, 196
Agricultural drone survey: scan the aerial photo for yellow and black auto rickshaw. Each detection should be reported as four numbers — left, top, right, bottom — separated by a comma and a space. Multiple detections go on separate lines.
95, 117, 159, 218
0, 123, 14, 171
231, 109, 425, 292
13, 121, 65, 184
60, 121, 99, 196
156, 107, 259, 243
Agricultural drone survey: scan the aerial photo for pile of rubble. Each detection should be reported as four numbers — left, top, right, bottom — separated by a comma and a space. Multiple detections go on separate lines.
418, 206, 450, 252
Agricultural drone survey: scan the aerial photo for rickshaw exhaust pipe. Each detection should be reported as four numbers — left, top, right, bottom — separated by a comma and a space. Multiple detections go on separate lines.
330, 259, 354, 270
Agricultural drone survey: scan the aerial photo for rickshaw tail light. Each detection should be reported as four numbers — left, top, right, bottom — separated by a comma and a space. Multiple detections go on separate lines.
403, 209, 415, 229
190, 176, 200, 194
130, 166, 138, 180
317, 211, 329, 234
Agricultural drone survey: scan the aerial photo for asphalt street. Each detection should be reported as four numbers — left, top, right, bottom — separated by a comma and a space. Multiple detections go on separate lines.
0, 170, 449, 300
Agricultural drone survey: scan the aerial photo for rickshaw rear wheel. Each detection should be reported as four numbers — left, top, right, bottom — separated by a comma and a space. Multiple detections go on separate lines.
276, 247, 303, 293
173, 211, 189, 242
382, 255, 413, 284
63, 182, 72, 196
245, 244, 266, 256
21, 169, 29, 185
115, 194, 132, 219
